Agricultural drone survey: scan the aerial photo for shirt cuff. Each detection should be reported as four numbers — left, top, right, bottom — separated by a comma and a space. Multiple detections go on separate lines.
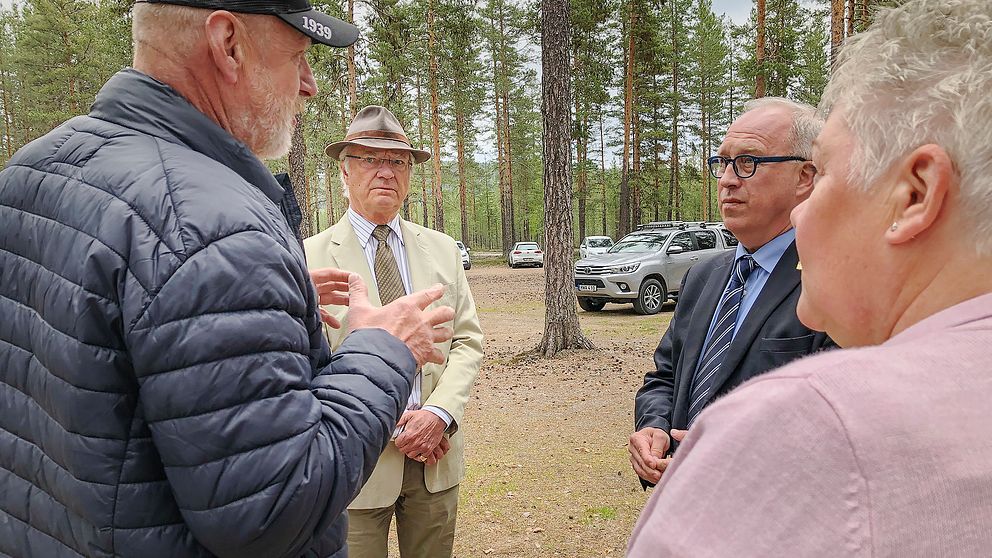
423, 405, 453, 429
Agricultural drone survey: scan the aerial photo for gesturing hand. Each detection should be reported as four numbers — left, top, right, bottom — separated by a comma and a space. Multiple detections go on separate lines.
310, 267, 351, 328
346, 274, 454, 366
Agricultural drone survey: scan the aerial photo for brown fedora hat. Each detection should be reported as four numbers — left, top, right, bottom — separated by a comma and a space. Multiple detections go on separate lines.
324, 105, 432, 163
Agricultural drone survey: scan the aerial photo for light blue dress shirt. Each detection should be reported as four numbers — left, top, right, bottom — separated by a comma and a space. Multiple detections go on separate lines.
699, 228, 796, 352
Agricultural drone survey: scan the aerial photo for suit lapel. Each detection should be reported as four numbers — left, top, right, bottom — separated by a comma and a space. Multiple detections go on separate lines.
710, 241, 801, 391
401, 219, 436, 293
681, 252, 735, 379
328, 216, 382, 306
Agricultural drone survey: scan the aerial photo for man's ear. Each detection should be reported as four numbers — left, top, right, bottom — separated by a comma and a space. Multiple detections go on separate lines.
886, 144, 954, 245
796, 161, 816, 199
204, 11, 247, 85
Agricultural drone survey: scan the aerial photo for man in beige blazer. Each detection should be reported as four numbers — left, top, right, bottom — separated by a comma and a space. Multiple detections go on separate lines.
304, 105, 484, 558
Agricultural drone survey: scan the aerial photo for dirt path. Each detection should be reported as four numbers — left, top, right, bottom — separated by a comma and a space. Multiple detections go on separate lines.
445, 265, 674, 557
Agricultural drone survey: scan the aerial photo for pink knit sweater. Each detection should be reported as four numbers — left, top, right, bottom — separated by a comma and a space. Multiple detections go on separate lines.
628, 293, 992, 557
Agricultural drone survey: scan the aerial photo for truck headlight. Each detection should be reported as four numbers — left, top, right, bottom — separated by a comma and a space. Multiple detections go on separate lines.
610, 263, 640, 274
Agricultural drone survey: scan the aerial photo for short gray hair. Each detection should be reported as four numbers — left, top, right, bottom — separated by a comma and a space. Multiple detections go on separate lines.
132, 3, 208, 58
132, 5, 275, 62
742, 97, 822, 160
820, 0, 992, 254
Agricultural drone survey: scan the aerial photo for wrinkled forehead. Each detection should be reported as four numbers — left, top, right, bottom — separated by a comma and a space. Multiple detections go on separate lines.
718, 107, 794, 155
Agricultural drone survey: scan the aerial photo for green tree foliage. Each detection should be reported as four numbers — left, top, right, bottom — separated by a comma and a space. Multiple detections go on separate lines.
2, 0, 130, 163
1, 0, 857, 249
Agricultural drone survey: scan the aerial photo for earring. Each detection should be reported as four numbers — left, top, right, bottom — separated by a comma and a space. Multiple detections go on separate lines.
890, 222, 899, 232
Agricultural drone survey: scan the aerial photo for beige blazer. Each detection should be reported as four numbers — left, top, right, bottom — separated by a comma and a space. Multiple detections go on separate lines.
303, 215, 484, 509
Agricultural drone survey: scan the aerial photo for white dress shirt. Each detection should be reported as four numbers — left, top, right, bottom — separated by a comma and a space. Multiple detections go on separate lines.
347, 208, 453, 432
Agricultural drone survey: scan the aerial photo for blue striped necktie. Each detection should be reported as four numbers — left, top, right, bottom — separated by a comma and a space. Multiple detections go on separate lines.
687, 255, 758, 426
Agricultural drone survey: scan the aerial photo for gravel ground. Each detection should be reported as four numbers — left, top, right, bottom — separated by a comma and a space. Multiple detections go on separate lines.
428, 266, 676, 557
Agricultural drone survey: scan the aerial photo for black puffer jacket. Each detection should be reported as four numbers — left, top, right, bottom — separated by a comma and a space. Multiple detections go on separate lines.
0, 69, 414, 557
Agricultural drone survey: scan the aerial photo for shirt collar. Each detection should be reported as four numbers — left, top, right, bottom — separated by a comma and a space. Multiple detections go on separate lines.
347, 207, 405, 249
734, 228, 796, 274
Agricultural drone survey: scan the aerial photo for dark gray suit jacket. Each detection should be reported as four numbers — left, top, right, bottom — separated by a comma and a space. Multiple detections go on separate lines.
635, 241, 832, 465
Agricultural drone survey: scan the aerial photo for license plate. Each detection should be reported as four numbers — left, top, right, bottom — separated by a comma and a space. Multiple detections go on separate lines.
578, 285, 596, 292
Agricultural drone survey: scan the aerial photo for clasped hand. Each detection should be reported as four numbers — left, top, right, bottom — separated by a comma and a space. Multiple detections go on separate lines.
628, 427, 688, 484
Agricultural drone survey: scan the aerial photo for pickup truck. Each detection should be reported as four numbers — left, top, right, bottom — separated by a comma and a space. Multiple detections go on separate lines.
574, 222, 737, 315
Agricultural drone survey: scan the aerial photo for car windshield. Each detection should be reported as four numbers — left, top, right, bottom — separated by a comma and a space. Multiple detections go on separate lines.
456, 242, 465, 250
588, 238, 613, 248
517, 243, 539, 251
608, 233, 670, 253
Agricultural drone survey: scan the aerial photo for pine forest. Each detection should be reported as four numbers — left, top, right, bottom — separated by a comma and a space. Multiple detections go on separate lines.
0, 0, 896, 250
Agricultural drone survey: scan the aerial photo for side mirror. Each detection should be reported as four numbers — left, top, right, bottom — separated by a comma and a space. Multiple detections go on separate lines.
667, 245, 684, 255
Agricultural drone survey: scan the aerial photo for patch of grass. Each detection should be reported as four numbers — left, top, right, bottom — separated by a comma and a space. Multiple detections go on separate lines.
471, 255, 509, 267
582, 506, 618, 524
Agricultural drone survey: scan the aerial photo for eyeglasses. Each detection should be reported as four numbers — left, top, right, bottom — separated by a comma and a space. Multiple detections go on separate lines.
707, 154, 808, 179
345, 155, 411, 172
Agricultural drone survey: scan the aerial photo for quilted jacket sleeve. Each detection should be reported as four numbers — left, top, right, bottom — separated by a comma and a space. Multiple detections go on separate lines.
125, 229, 414, 557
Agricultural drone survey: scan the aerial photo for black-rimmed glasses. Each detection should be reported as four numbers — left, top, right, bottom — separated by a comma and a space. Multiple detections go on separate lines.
345, 155, 411, 172
707, 154, 808, 179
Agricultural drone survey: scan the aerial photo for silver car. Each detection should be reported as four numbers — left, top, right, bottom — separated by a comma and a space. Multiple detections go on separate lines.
509, 242, 544, 268
574, 224, 735, 315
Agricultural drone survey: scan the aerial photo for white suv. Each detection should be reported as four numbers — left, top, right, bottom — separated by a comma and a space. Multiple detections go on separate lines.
579, 236, 614, 259
455, 241, 471, 270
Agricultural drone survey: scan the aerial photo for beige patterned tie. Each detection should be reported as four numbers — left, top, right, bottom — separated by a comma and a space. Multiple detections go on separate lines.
372, 225, 405, 305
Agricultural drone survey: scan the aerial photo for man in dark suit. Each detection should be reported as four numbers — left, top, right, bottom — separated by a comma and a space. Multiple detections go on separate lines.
629, 97, 833, 486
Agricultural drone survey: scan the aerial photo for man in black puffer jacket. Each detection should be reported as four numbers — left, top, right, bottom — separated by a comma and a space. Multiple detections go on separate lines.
0, 1, 456, 557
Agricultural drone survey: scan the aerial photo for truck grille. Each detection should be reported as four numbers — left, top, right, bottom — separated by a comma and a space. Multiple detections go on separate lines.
574, 265, 612, 276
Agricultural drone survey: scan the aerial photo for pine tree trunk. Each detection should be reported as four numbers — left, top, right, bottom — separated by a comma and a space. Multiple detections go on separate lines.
1, 68, 14, 160
599, 116, 608, 236
830, 0, 844, 67
573, 42, 587, 243
347, 0, 357, 118
289, 116, 313, 238
577, 117, 588, 243
501, 88, 515, 240
755, 0, 767, 97
427, 0, 445, 233
324, 161, 336, 227
536, 0, 593, 357
618, 0, 636, 237
858, 0, 870, 32
415, 67, 431, 227
455, 109, 469, 244
492, 30, 514, 255
521, 172, 530, 241
669, 0, 681, 221
654, 145, 661, 221
701, 90, 709, 221
846, 0, 855, 35
632, 112, 641, 226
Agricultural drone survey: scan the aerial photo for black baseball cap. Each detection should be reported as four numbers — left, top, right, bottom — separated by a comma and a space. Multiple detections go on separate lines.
137, 0, 358, 47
